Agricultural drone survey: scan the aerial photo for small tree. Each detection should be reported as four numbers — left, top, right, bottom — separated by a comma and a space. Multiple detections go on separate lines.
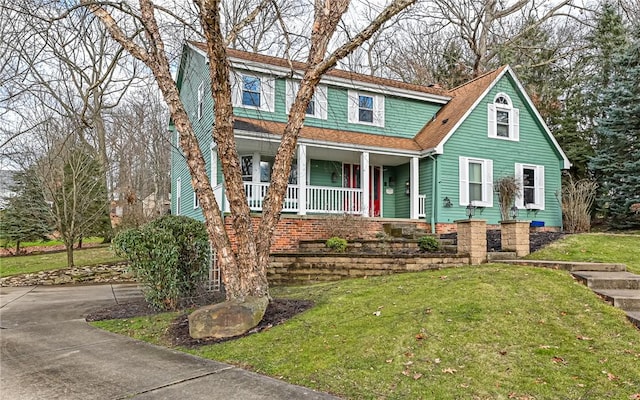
113, 215, 210, 310
561, 176, 597, 233
0, 168, 53, 254
495, 176, 521, 221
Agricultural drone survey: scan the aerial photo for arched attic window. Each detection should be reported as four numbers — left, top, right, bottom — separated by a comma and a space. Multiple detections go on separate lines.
488, 93, 519, 141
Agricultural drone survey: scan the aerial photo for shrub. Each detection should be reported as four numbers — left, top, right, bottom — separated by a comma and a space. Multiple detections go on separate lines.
112, 215, 209, 310
495, 175, 521, 221
418, 236, 440, 252
326, 237, 348, 252
561, 176, 597, 233
321, 214, 367, 240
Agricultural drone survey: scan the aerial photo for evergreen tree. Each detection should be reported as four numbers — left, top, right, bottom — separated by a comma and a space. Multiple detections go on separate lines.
589, 28, 640, 229
0, 168, 53, 254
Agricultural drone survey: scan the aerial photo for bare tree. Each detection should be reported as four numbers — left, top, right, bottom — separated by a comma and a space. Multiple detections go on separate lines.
80, 0, 416, 324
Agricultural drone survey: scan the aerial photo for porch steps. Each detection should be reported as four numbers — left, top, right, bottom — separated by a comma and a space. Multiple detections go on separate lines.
382, 223, 429, 239
487, 252, 517, 261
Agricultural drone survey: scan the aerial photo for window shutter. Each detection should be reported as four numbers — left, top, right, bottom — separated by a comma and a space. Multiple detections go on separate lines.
487, 103, 496, 138
483, 159, 494, 207
459, 156, 469, 205
285, 80, 297, 114
230, 72, 241, 106
536, 165, 545, 210
262, 76, 275, 112
316, 84, 328, 120
511, 108, 520, 141
347, 90, 358, 123
373, 95, 385, 127
514, 163, 524, 208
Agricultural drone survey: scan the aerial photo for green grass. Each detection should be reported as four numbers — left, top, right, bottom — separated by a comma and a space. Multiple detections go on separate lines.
2, 237, 104, 249
0, 245, 123, 277
527, 233, 640, 274
93, 266, 640, 400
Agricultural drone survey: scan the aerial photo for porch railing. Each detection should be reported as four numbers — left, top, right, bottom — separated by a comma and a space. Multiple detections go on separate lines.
244, 182, 299, 212
306, 185, 362, 214
418, 194, 426, 218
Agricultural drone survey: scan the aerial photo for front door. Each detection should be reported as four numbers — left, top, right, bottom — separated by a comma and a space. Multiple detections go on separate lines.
343, 163, 382, 217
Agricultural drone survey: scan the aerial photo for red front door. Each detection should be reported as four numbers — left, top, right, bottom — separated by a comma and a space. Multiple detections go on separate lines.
343, 164, 381, 216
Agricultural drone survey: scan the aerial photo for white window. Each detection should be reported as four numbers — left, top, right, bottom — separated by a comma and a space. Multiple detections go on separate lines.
175, 178, 181, 215
285, 80, 328, 120
347, 90, 384, 127
197, 81, 204, 120
193, 190, 199, 209
488, 93, 519, 141
515, 163, 545, 210
459, 156, 493, 207
231, 72, 275, 112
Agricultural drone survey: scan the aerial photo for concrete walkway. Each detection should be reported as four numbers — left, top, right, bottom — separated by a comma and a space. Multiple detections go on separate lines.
0, 284, 339, 400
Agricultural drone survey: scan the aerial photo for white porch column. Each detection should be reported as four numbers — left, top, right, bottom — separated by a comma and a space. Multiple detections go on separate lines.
410, 156, 420, 219
297, 144, 307, 215
361, 152, 370, 217
251, 152, 261, 183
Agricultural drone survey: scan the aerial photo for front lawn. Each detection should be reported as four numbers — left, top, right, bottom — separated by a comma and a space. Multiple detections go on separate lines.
92, 266, 640, 399
0, 246, 123, 277
526, 233, 640, 274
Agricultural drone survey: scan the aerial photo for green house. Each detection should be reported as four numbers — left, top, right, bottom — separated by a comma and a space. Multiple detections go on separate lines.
172, 42, 570, 234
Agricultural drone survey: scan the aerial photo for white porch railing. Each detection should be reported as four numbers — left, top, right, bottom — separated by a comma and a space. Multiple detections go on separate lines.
306, 185, 362, 214
244, 182, 299, 212
418, 194, 426, 218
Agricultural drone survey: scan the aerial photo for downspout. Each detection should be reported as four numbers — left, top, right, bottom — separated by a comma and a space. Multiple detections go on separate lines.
428, 154, 437, 234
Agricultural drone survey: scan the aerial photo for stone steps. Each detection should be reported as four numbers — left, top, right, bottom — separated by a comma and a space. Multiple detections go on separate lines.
571, 271, 640, 290
493, 260, 627, 272
594, 289, 640, 311
487, 252, 517, 261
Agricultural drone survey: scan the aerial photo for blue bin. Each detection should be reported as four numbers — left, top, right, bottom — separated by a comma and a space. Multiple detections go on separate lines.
530, 221, 545, 227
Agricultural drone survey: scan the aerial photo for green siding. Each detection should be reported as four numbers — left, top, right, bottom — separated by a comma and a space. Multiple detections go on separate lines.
231, 67, 440, 139
382, 168, 396, 218
435, 74, 564, 227
394, 163, 410, 218
309, 160, 342, 187
419, 158, 435, 224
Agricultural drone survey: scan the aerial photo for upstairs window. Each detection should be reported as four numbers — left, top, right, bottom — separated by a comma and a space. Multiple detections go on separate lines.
515, 163, 545, 210
459, 156, 493, 207
348, 90, 384, 127
232, 72, 275, 112
488, 93, 519, 141
285, 80, 328, 120
241, 76, 261, 107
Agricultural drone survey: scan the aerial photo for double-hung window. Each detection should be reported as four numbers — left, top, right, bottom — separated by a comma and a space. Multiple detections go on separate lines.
231, 72, 275, 112
459, 156, 493, 207
285, 80, 328, 120
347, 90, 384, 127
515, 163, 545, 210
488, 93, 519, 141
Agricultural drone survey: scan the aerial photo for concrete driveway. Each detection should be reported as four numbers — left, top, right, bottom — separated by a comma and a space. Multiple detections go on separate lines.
0, 284, 338, 399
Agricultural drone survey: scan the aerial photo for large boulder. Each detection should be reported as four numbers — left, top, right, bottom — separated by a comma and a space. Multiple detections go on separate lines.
188, 296, 269, 339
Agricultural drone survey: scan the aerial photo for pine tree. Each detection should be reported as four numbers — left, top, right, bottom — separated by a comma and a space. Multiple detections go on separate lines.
589, 28, 640, 229
0, 168, 53, 254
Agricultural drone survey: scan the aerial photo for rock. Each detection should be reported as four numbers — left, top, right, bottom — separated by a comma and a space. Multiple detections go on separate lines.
188, 296, 269, 339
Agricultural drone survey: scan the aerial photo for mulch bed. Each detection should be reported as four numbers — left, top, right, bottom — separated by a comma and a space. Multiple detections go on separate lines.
441, 230, 565, 253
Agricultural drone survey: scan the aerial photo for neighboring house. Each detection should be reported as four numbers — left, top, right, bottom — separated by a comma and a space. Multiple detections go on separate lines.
171, 42, 570, 245
0, 170, 16, 210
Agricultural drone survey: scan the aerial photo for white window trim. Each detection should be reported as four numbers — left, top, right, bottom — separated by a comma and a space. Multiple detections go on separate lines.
285, 80, 328, 120
175, 177, 182, 215
210, 144, 218, 187
347, 89, 384, 127
193, 190, 199, 209
515, 163, 545, 210
488, 93, 519, 141
459, 156, 493, 207
197, 81, 204, 120
231, 71, 275, 112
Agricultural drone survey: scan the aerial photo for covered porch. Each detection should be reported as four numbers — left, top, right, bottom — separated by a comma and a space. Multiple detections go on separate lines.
211, 136, 427, 219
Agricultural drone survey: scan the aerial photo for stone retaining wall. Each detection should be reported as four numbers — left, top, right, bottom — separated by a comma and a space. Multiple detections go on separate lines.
0, 262, 134, 287
268, 253, 470, 285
